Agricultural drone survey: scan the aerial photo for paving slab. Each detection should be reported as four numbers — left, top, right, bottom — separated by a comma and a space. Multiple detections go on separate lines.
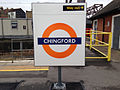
0, 48, 119, 90
48, 61, 120, 90
0, 61, 120, 90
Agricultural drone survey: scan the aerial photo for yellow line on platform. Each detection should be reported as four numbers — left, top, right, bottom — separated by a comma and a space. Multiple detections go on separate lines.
85, 57, 107, 59
0, 69, 49, 72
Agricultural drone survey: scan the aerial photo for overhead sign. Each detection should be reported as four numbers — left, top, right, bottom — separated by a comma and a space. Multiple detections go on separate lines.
63, 5, 84, 11
32, 3, 86, 66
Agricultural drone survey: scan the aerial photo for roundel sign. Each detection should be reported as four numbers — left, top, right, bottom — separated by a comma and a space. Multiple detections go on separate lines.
38, 23, 81, 58
33, 3, 86, 66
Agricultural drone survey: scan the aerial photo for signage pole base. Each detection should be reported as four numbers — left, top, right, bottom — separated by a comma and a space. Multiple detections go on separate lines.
53, 66, 66, 90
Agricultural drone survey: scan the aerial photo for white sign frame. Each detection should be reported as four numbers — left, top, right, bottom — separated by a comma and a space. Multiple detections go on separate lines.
32, 3, 86, 66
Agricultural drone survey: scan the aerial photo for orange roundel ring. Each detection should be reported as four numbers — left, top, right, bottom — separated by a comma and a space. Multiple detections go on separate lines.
42, 23, 77, 58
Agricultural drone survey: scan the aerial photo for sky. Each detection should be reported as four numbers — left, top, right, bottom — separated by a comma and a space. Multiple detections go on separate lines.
0, 0, 113, 11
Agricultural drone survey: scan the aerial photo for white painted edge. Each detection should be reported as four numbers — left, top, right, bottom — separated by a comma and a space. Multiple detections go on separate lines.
92, 19, 98, 41
0, 60, 33, 63
119, 35, 120, 49
93, 19, 98, 30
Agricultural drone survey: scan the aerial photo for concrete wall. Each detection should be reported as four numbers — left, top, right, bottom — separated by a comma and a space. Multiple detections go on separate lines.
28, 19, 33, 35
0, 18, 33, 37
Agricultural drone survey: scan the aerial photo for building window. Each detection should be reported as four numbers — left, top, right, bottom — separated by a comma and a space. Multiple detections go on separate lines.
8, 15, 10, 18
23, 25, 26, 29
11, 21, 18, 29
107, 21, 110, 27
93, 20, 98, 30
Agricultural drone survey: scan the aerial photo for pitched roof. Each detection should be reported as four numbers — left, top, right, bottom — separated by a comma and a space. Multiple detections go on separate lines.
9, 8, 23, 12
90, 0, 120, 19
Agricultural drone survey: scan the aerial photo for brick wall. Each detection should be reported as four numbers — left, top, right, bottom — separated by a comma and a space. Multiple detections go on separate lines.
104, 15, 112, 43
95, 15, 112, 42
97, 18, 103, 41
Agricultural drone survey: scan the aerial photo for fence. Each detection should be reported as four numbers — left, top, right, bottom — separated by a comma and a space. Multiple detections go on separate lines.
0, 30, 112, 62
85, 30, 112, 61
0, 39, 33, 61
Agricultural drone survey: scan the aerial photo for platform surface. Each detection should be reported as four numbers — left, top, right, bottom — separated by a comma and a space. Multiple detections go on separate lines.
0, 60, 48, 71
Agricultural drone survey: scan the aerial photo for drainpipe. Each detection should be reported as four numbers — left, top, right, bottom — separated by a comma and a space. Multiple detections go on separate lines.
26, 18, 29, 36
1, 18, 4, 38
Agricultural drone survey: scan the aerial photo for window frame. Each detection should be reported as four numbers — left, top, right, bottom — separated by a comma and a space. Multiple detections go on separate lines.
11, 21, 18, 29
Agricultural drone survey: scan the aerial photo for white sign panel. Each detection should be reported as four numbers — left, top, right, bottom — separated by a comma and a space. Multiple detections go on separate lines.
32, 3, 86, 66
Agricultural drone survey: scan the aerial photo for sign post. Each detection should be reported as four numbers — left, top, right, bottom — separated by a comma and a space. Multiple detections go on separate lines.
32, 3, 86, 90
58, 66, 62, 87
53, 66, 66, 90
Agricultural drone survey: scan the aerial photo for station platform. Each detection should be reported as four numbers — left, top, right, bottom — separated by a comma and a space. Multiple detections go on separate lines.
0, 47, 119, 72
0, 60, 49, 72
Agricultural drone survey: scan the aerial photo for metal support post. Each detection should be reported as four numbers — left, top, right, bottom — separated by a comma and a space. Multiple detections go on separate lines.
65, 0, 68, 3
11, 39, 14, 63
20, 41, 23, 59
90, 30, 92, 50
107, 32, 112, 61
53, 66, 66, 90
95, 35, 99, 45
69, 0, 72, 3
58, 66, 62, 86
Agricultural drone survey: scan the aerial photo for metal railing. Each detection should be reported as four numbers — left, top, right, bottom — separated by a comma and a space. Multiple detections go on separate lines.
0, 31, 112, 62
0, 39, 34, 61
85, 30, 112, 61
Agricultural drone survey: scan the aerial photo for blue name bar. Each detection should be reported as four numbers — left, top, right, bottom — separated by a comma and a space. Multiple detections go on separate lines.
38, 37, 82, 45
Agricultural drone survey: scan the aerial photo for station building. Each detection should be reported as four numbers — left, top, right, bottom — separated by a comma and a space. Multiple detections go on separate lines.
0, 18, 33, 52
90, 0, 120, 50
0, 7, 33, 52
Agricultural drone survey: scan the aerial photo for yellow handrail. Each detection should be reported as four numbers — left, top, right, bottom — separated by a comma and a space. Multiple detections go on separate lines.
85, 30, 112, 61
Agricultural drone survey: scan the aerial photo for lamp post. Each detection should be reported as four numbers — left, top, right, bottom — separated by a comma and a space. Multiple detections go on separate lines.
66, 0, 68, 3
77, 0, 85, 3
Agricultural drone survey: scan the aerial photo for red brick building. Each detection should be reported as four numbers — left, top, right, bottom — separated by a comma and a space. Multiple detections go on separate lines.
91, 0, 120, 50
0, 7, 26, 18
0, 7, 9, 18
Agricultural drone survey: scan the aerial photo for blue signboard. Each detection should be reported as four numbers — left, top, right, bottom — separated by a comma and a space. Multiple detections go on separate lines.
38, 37, 82, 45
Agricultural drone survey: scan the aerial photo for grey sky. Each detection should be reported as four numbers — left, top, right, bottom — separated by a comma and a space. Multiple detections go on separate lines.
0, 0, 113, 11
